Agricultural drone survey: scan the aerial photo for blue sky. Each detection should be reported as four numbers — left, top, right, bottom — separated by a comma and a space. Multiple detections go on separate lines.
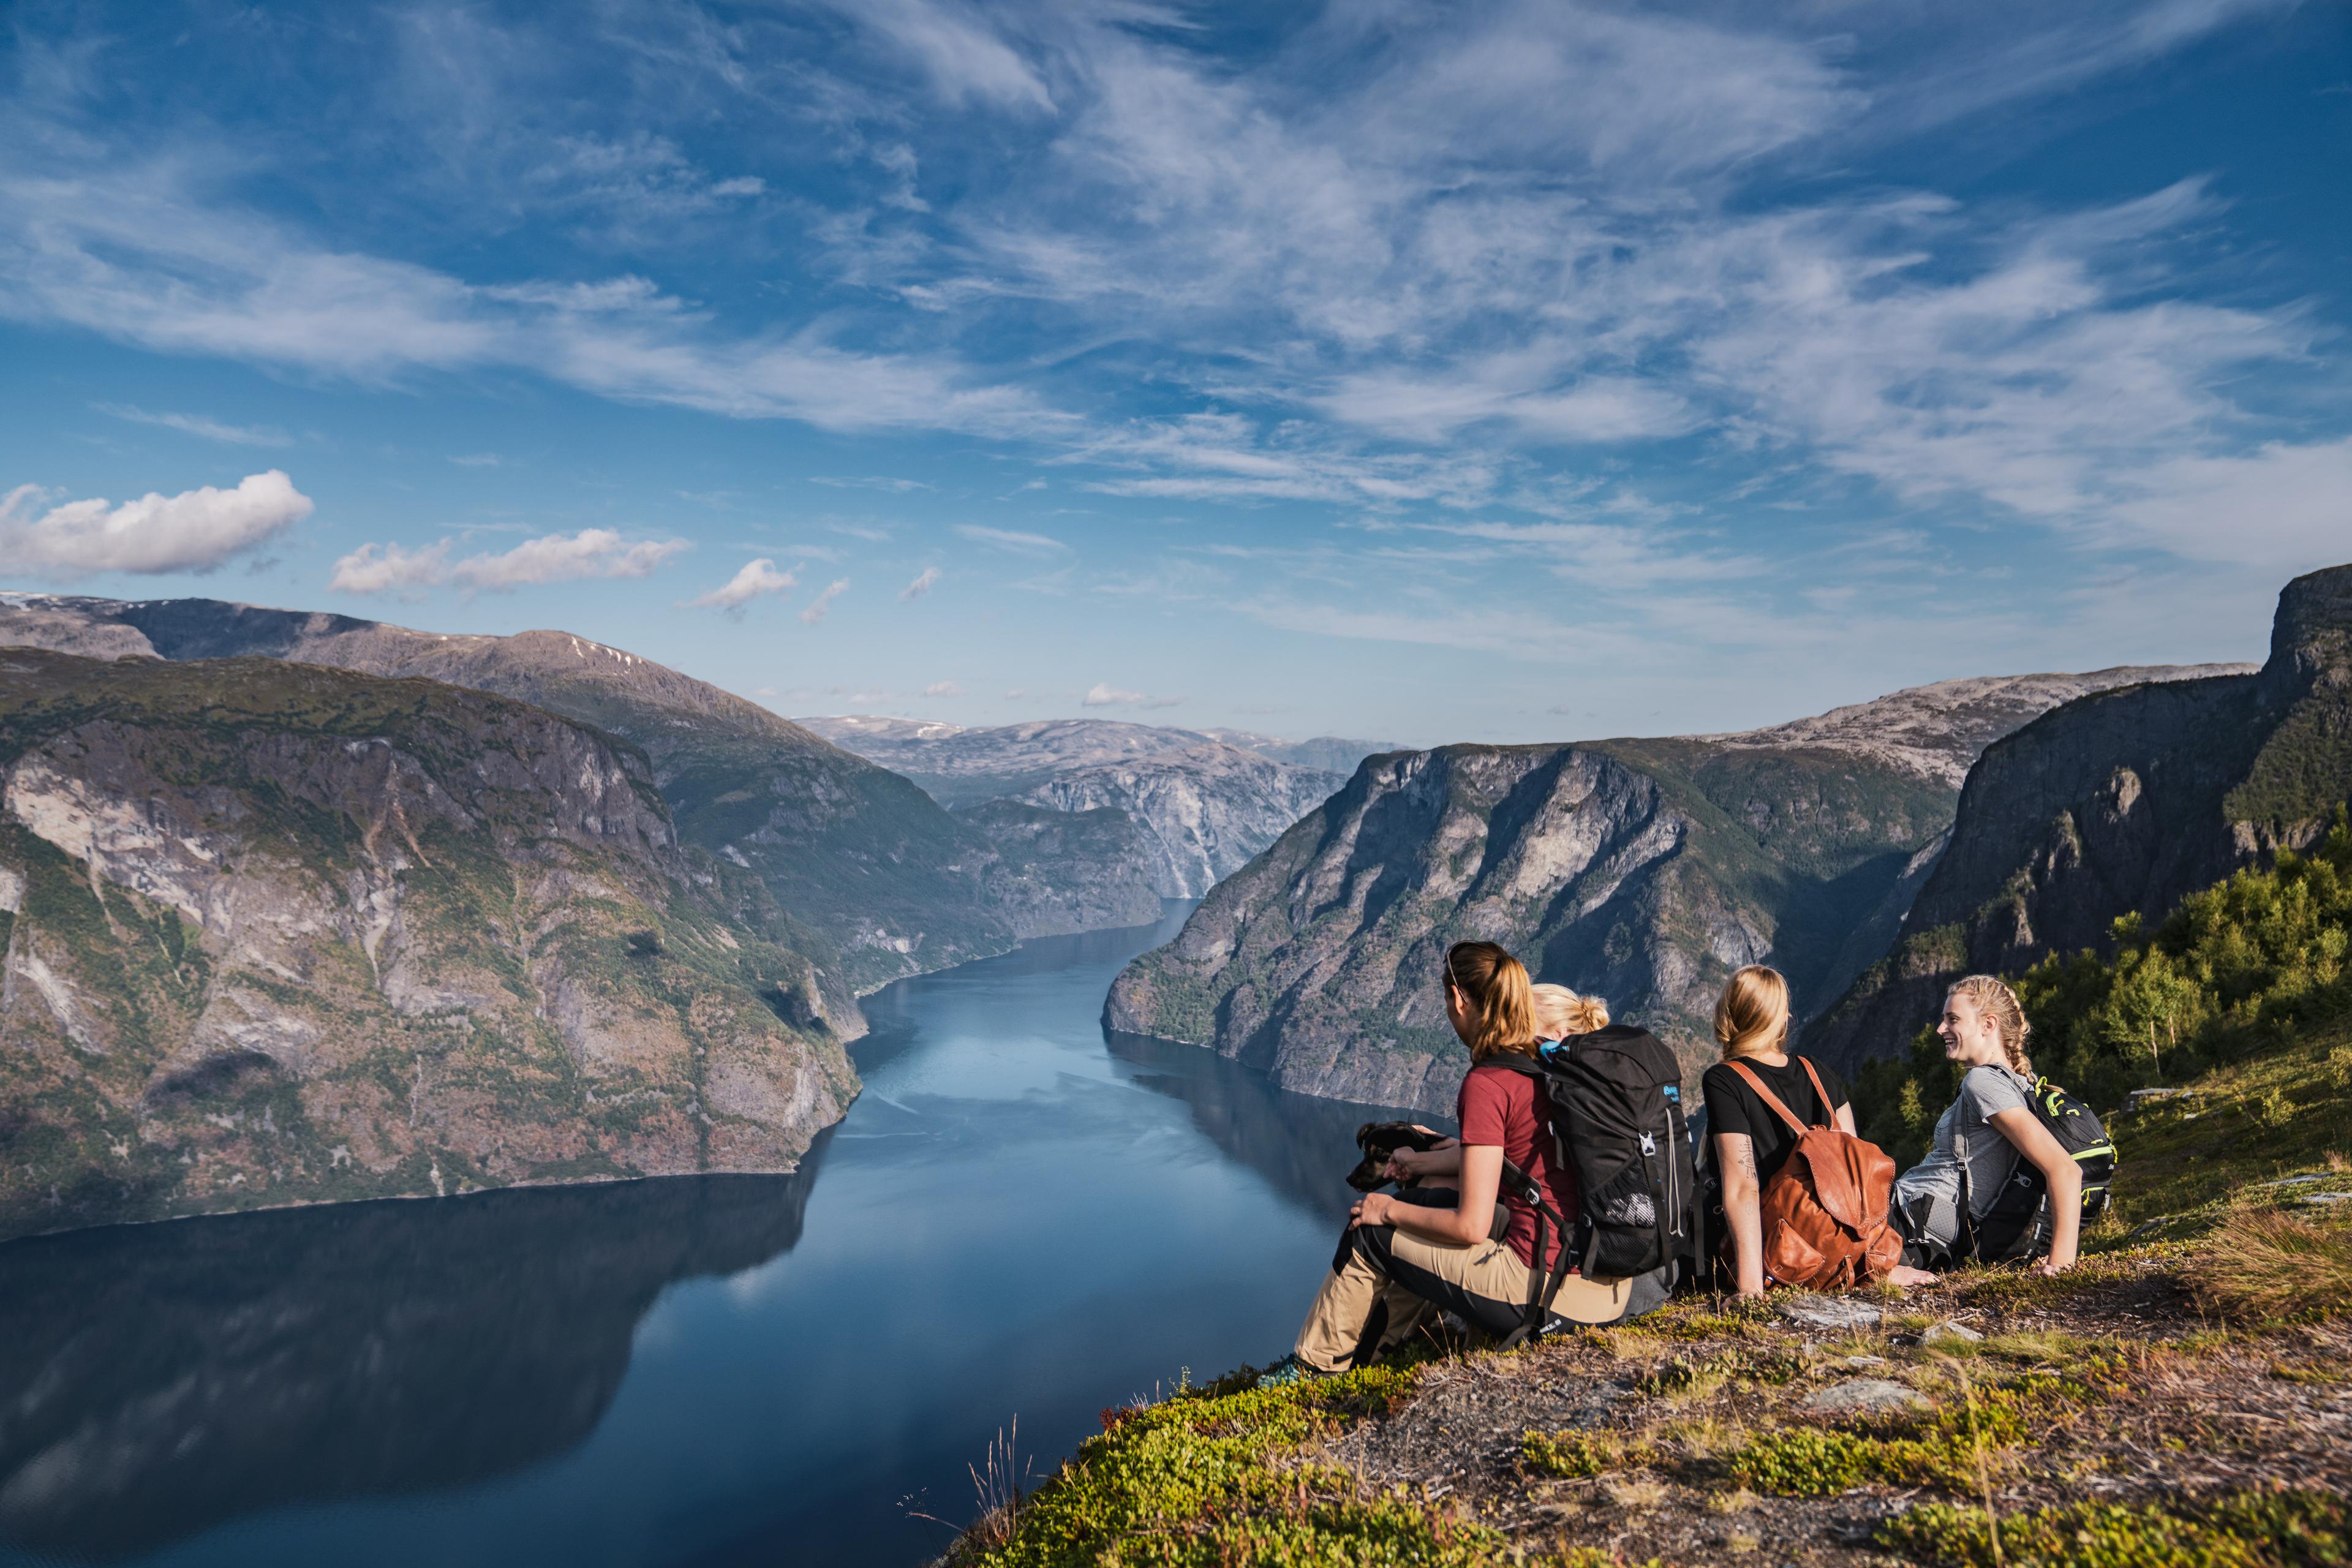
2, 1, 2346, 747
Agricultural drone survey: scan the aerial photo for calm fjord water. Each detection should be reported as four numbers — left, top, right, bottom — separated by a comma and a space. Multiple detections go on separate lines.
0, 906, 1423, 1568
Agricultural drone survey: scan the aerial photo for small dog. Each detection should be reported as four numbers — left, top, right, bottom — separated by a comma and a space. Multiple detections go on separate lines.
1346, 1121, 1447, 1192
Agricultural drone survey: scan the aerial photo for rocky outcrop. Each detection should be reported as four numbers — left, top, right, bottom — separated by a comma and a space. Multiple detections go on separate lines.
0, 596, 1161, 991
1806, 562, 2352, 1075
799, 716, 1347, 899
0, 649, 856, 1239
1105, 666, 2241, 1114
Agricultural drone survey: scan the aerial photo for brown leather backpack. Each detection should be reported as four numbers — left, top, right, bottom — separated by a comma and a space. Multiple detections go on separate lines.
1724, 1058, 1902, 1289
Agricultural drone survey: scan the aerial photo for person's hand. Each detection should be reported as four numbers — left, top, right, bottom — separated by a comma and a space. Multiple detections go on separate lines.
1733, 1286, 1766, 1302
2034, 1256, 2073, 1279
1385, 1148, 1425, 1180
1349, 1192, 1394, 1230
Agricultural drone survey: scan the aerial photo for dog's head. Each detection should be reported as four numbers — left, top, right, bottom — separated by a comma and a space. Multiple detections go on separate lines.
1346, 1120, 1444, 1192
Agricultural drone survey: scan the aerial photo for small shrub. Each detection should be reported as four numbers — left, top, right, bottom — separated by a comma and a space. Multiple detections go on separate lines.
1521, 1429, 1647, 1479
2182, 1207, 2352, 1324
1875, 1490, 2349, 1568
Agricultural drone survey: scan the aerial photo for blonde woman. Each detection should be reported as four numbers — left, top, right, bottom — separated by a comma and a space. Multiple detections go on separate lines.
1531, 982, 1610, 1042
1277, 942, 1649, 1378
1703, 965, 1936, 1296
1890, 976, 2082, 1278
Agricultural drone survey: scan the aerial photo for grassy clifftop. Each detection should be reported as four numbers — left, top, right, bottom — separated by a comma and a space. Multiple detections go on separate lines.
956, 839, 2352, 1567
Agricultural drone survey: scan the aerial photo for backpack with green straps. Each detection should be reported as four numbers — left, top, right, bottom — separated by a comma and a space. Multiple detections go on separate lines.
1966, 1075, 2119, 1264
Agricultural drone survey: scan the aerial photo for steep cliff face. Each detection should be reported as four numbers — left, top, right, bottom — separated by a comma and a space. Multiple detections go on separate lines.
952, 799, 1165, 935
799, 716, 1347, 898
1105, 666, 2241, 1114
1807, 563, 2352, 1074
0, 650, 856, 1239
0, 596, 1162, 988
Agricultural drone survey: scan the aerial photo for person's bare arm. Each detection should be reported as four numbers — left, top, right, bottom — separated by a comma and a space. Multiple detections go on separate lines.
1354, 1144, 1503, 1246
1715, 1132, 1765, 1297
1389, 1140, 1463, 1181
1988, 1106, 2082, 1273
1834, 1102, 1856, 1136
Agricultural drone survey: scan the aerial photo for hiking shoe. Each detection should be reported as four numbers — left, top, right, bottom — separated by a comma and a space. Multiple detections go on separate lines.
1257, 1354, 1337, 1387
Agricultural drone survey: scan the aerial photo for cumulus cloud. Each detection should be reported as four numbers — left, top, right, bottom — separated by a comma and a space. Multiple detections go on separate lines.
800, 578, 849, 625
923, 680, 963, 697
955, 524, 1066, 556
899, 565, 942, 600
688, 557, 796, 611
0, 469, 312, 576
328, 527, 687, 596
1082, 682, 1180, 710
94, 403, 290, 446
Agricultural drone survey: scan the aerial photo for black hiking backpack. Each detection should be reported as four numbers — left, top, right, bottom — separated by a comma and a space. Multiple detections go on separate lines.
1490, 1024, 1702, 1344
1965, 1074, 2119, 1264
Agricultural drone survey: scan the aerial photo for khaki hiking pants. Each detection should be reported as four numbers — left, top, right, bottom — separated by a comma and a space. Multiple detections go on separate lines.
1294, 1220, 1638, 1373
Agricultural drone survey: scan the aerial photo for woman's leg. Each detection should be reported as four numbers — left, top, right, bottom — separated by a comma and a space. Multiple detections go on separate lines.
1294, 1225, 1446, 1371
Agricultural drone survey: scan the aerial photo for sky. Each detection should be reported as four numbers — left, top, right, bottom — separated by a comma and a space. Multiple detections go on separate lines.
2, 0, 2347, 748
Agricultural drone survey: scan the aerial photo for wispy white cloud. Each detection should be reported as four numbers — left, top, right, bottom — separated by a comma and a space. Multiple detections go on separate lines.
799, 576, 849, 624
899, 565, 942, 599
93, 402, 290, 446
955, 523, 1066, 555
1082, 681, 1180, 709
449, 452, 503, 467
810, 475, 933, 492
924, 679, 963, 696
688, 556, 795, 611
0, 469, 312, 576
329, 527, 687, 596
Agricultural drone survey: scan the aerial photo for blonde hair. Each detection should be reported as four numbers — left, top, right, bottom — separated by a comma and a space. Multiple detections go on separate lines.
1948, 974, 2034, 1076
1446, 941, 1536, 1061
1712, 965, 1790, 1061
1531, 982, 1610, 1040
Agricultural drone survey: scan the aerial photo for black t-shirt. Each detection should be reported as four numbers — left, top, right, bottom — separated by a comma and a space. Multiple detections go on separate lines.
1702, 1054, 1850, 1186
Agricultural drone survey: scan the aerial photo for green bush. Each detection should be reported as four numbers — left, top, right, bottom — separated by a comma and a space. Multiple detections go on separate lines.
1860, 806, 2352, 1155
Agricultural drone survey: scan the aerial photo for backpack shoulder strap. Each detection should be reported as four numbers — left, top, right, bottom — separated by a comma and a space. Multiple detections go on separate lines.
1795, 1056, 1841, 1121
1725, 1060, 1809, 1137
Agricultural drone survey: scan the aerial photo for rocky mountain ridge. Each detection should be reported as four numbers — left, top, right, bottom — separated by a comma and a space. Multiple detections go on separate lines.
1104, 663, 2244, 1112
0, 595, 1164, 995
0, 649, 858, 1239
799, 715, 1362, 898
1806, 562, 2352, 1074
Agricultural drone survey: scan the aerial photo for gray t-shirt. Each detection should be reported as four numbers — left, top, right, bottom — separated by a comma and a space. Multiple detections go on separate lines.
1890, 1064, 2034, 1248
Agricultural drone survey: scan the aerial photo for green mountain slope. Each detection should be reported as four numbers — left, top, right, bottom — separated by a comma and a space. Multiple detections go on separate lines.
0, 650, 856, 1239
0, 595, 1162, 992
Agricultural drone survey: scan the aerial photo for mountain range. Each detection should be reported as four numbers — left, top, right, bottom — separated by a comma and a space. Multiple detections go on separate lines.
1103, 661, 2255, 1112
798, 715, 1391, 898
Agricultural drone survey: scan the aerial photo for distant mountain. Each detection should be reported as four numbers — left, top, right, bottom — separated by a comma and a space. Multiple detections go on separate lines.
0, 649, 856, 1238
1104, 663, 2244, 1113
1197, 729, 1401, 777
0, 596, 1162, 992
799, 717, 1352, 898
1806, 563, 2352, 1076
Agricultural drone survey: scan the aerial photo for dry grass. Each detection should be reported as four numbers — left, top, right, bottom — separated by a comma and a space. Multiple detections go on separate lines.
2182, 1207, 2352, 1324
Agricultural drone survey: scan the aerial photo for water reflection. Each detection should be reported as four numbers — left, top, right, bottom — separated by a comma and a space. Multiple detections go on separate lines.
1101, 1031, 1449, 1220
0, 1141, 830, 1562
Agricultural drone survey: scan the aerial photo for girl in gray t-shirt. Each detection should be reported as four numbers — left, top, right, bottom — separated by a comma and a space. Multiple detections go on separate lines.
1888, 977, 2084, 1278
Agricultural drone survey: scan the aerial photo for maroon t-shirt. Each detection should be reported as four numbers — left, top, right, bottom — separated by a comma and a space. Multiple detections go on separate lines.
1458, 1063, 1581, 1270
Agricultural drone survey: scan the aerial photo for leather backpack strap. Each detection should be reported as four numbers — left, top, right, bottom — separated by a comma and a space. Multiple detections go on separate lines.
1795, 1056, 1841, 1123
1725, 1060, 1809, 1137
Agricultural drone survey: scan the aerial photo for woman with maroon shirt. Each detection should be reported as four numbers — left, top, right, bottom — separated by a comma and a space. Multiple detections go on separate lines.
1285, 941, 1655, 1376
